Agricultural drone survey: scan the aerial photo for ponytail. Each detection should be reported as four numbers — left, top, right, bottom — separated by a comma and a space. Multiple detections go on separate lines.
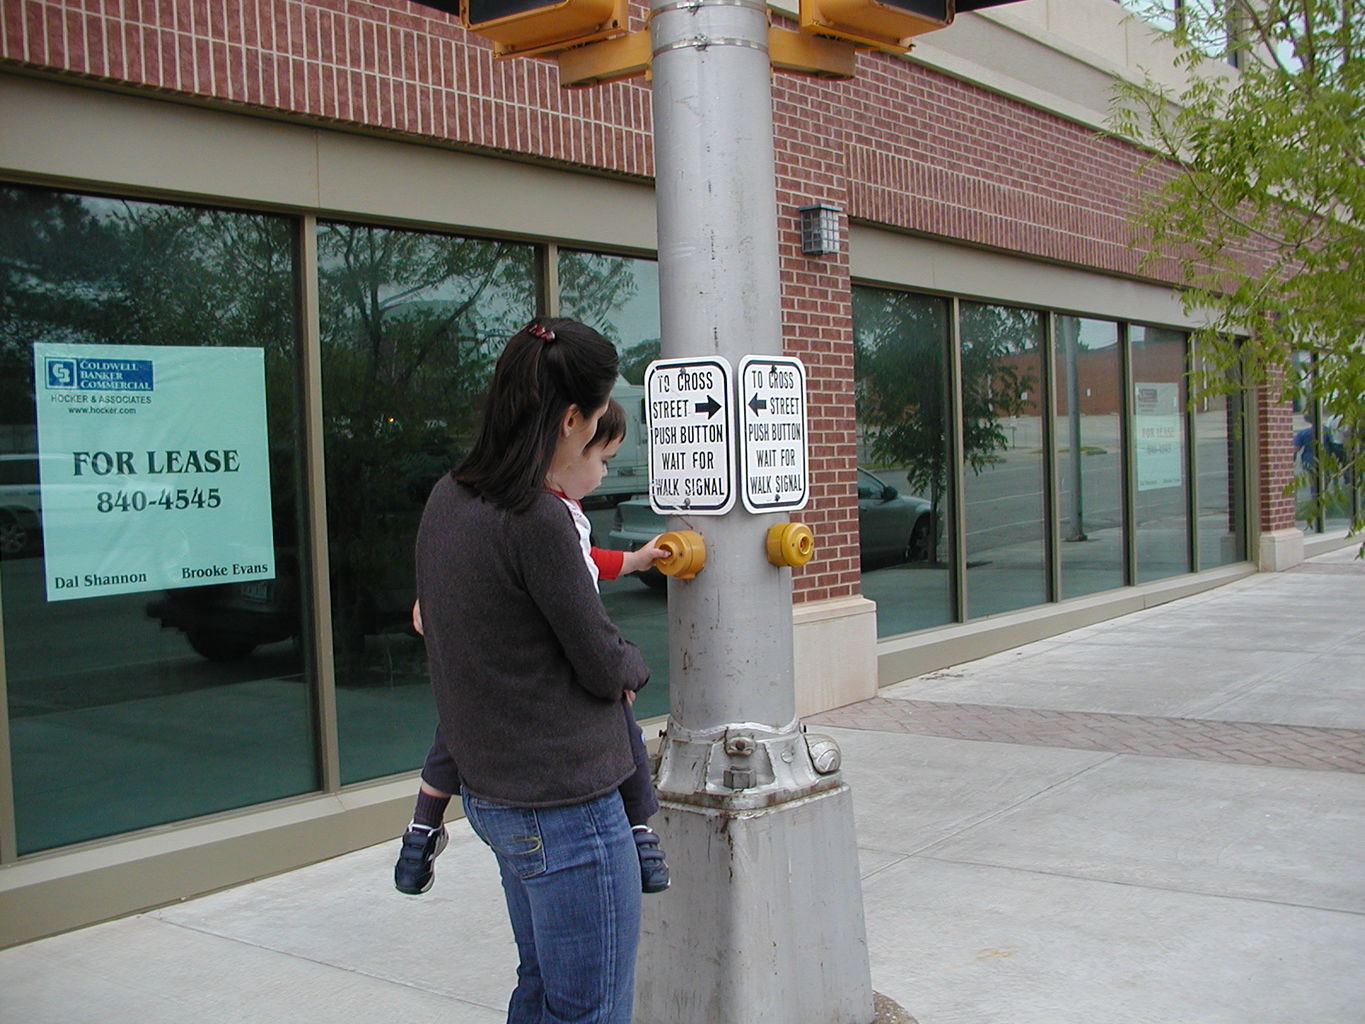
455, 318, 619, 510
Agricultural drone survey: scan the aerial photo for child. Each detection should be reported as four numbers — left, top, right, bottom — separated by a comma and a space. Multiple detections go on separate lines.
396, 399, 672, 896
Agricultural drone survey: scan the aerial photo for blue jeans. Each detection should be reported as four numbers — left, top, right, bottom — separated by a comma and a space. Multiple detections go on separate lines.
462, 789, 641, 1024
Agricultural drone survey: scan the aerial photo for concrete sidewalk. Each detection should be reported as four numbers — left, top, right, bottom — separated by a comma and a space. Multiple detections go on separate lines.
3, 547, 1363, 1024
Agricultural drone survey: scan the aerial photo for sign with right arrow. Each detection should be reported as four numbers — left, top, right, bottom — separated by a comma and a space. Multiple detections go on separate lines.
738, 354, 808, 513
644, 356, 735, 515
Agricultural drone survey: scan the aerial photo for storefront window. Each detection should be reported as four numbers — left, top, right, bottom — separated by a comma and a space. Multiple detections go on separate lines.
1290, 352, 1318, 533
1, 186, 310, 853
1054, 316, 1126, 597
556, 251, 669, 719
960, 303, 1047, 618
1295, 355, 1356, 536
1131, 325, 1192, 582
1191, 342, 1246, 567
317, 222, 537, 784
853, 287, 955, 637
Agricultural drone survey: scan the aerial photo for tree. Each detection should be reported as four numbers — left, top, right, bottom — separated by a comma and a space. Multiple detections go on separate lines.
1109, 0, 1364, 542
315, 225, 536, 665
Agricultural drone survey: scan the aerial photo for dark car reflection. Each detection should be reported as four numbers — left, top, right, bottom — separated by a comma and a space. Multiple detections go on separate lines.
144, 552, 417, 664
854, 468, 935, 567
144, 554, 302, 661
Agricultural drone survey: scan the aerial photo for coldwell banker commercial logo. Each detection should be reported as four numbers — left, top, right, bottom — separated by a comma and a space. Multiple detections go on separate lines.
45, 356, 155, 392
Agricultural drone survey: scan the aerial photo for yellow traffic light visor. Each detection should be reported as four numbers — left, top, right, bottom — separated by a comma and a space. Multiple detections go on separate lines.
465, 0, 628, 56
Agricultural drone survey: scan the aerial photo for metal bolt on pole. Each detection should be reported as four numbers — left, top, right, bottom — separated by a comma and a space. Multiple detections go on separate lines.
634, 0, 874, 1020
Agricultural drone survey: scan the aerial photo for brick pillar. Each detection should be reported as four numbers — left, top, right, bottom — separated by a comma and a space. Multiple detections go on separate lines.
773, 77, 859, 607
1255, 366, 1304, 569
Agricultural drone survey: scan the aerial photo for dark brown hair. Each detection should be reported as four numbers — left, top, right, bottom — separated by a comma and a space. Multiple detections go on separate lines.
455, 318, 619, 510
588, 398, 627, 450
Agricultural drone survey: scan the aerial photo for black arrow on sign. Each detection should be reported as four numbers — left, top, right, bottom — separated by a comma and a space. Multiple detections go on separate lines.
695, 395, 721, 419
748, 394, 767, 414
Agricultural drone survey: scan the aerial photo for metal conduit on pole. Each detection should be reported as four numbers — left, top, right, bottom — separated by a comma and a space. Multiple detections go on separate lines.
634, 0, 874, 1020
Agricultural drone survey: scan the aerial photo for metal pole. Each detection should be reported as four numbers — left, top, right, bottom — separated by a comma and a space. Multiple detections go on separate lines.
635, 0, 873, 1020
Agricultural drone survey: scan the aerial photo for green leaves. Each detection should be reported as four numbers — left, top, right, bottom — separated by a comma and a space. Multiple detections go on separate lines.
1111, 0, 1364, 541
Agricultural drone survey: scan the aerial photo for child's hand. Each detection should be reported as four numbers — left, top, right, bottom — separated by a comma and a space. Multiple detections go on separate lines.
622, 536, 670, 575
411, 599, 424, 636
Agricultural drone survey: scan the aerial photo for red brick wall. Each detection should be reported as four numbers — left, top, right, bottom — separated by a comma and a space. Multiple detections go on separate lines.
772, 71, 858, 601
1257, 366, 1297, 534
842, 53, 1178, 280
1, 0, 655, 176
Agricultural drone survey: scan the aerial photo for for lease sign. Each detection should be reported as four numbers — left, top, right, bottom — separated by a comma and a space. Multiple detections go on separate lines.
33, 343, 276, 602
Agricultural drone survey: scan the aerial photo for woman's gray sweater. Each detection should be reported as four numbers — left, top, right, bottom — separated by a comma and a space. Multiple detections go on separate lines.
415, 475, 650, 808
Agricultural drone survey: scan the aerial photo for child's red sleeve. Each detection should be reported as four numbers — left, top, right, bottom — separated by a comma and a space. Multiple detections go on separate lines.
591, 547, 625, 581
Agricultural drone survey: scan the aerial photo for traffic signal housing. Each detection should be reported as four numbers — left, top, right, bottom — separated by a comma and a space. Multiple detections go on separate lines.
407, 0, 629, 57
799, 0, 1026, 53
465, 0, 629, 56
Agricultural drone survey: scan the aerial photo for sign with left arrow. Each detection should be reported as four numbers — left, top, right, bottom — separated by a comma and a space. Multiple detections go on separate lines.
739, 354, 808, 512
644, 356, 735, 515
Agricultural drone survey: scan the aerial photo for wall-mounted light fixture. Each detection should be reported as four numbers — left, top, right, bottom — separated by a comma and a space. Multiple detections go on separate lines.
798, 202, 842, 256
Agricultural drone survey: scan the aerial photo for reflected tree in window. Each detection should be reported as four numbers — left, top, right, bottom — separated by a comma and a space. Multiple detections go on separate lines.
854, 292, 1036, 562
558, 250, 660, 385
854, 290, 950, 556
958, 303, 1038, 470
1, 188, 296, 426
959, 303, 1045, 616
317, 224, 536, 664
559, 250, 637, 338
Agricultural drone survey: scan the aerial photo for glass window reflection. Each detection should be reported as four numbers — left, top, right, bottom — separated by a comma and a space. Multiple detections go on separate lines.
1191, 342, 1246, 567
1131, 325, 1192, 582
1054, 316, 1126, 597
1296, 355, 1355, 536
317, 222, 537, 785
853, 287, 954, 637
1, 186, 310, 853
960, 302, 1047, 618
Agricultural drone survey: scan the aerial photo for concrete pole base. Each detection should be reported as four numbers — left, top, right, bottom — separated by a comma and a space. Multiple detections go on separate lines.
873, 992, 918, 1023
634, 782, 874, 1024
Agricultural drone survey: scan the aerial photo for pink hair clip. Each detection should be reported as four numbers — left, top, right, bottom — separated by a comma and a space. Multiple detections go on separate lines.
526, 322, 556, 341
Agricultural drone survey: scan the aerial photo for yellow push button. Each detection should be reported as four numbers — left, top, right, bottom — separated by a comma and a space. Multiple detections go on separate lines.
656, 530, 707, 580
765, 522, 815, 567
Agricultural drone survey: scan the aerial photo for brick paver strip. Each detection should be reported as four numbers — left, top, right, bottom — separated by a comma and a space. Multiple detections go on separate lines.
806, 698, 1365, 773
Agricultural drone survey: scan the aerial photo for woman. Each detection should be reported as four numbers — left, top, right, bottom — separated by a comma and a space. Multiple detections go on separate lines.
415, 317, 649, 1024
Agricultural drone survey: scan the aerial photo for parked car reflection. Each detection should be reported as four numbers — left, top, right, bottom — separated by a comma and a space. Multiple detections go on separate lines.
144, 549, 415, 664
0, 453, 110, 559
0, 454, 43, 557
855, 468, 935, 568
145, 552, 301, 661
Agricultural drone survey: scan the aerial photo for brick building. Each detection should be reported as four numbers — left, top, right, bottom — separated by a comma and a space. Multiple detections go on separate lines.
0, 0, 1355, 944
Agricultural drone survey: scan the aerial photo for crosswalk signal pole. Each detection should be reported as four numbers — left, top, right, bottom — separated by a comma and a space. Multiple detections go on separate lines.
633, 0, 874, 1021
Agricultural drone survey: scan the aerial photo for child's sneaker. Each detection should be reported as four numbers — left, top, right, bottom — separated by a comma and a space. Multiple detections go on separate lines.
394, 822, 448, 895
633, 825, 670, 893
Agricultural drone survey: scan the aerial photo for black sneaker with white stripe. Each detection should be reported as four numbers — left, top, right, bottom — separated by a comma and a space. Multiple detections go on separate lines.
633, 825, 670, 893
393, 822, 448, 895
